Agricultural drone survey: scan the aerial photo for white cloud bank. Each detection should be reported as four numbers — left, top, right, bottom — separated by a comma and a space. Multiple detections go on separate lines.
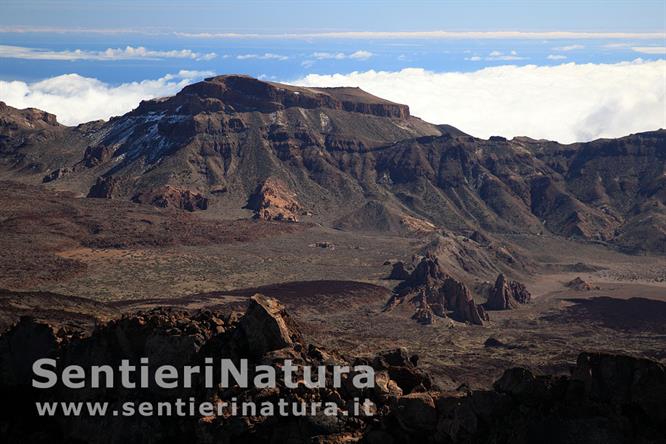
0, 70, 214, 125
631, 46, 666, 55
0, 45, 217, 61
1, 61, 664, 143
294, 60, 666, 143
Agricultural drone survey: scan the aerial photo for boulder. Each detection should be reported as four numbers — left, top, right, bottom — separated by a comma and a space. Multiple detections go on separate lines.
0, 316, 61, 386
572, 352, 666, 425
396, 392, 438, 433
234, 294, 303, 357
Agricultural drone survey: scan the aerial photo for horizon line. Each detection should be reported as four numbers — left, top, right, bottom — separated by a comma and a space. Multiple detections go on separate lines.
1, 26, 665, 40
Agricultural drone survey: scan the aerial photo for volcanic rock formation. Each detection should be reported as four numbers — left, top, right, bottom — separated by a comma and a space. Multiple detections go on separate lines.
247, 177, 302, 221
87, 176, 116, 199
485, 273, 531, 310
0, 78, 664, 254
566, 276, 600, 291
387, 256, 488, 325
1, 298, 664, 443
132, 185, 209, 211
389, 261, 413, 280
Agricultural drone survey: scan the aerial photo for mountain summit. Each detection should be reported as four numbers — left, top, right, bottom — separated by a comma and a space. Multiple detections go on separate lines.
133, 74, 411, 118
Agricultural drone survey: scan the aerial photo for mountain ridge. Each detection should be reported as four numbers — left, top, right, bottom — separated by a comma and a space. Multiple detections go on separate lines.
0, 75, 663, 255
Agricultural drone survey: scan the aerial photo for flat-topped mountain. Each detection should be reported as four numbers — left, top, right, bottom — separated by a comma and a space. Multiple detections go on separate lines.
0, 75, 663, 255
133, 74, 411, 118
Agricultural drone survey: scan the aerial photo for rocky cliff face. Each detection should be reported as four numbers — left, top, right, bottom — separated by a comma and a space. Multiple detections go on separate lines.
1, 297, 664, 443
135, 74, 411, 118
0, 102, 88, 183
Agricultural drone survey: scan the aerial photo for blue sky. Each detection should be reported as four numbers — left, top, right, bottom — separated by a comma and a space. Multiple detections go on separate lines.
1, 0, 664, 82
2, 0, 665, 33
0, 1, 664, 142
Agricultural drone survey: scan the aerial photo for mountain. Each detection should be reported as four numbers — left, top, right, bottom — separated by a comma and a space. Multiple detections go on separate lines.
0, 74, 663, 253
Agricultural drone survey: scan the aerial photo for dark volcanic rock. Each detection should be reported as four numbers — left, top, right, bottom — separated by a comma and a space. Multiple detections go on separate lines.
509, 280, 531, 304
87, 176, 116, 199
412, 302, 435, 325
483, 337, 505, 348
42, 167, 72, 183
485, 274, 531, 310
82, 144, 114, 167
165, 74, 411, 118
0, 301, 665, 443
233, 294, 303, 357
0, 316, 62, 386
0, 84, 664, 254
132, 185, 208, 211
572, 352, 666, 425
388, 256, 488, 325
389, 261, 413, 280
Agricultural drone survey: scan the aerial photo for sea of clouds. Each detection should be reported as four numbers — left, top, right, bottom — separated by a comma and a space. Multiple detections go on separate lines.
0, 60, 664, 143
294, 59, 666, 143
0, 70, 214, 125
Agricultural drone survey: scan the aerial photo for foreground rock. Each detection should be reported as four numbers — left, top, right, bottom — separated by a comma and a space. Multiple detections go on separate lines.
386, 256, 488, 325
1, 296, 664, 443
484, 273, 531, 310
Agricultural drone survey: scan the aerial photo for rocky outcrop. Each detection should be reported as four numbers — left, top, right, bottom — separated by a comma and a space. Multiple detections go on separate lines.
1, 301, 664, 444
233, 294, 303, 357
389, 261, 413, 280
248, 177, 301, 221
509, 280, 531, 304
412, 301, 436, 325
0, 101, 59, 127
87, 176, 116, 199
81, 144, 115, 167
42, 167, 72, 183
485, 274, 531, 310
566, 276, 600, 291
387, 256, 488, 325
132, 186, 208, 211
